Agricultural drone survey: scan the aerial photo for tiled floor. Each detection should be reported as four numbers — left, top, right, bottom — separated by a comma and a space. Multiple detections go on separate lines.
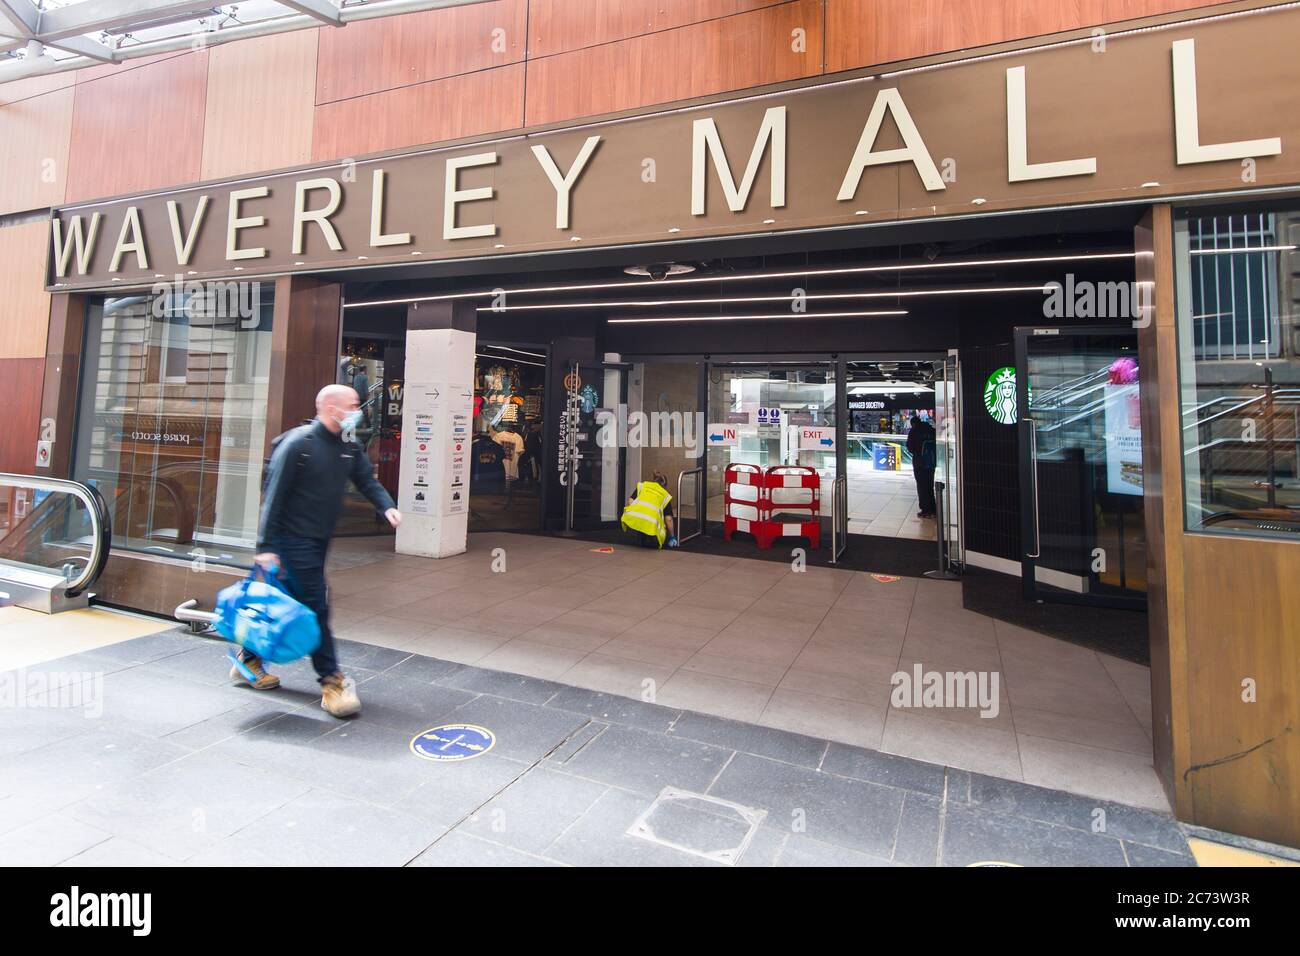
0, 605, 173, 672
322, 532, 1166, 812
844, 466, 937, 541
0, 630, 1195, 867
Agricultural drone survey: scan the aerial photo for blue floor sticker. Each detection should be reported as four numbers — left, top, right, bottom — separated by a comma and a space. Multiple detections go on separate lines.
410, 724, 497, 762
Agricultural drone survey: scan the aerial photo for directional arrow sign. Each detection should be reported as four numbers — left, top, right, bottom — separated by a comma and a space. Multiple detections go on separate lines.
707, 425, 738, 447
798, 427, 836, 451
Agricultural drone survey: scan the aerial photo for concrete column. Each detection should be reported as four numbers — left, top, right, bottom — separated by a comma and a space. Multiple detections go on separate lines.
396, 302, 476, 558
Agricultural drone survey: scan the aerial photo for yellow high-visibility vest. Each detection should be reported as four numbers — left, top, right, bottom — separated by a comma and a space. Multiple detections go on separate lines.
621, 481, 672, 547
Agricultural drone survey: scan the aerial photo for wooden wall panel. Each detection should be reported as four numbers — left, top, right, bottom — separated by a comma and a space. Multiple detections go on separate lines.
0, 86, 74, 215
315, 0, 526, 105
0, 221, 53, 359
525, 0, 824, 127
311, 63, 524, 162
0, 358, 45, 474
826, 0, 1240, 73
0, 71, 76, 107
527, 0, 782, 58
267, 276, 342, 447
65, 51, 209, 202
1181, 535, 1300, 847
201, 30, 319, 180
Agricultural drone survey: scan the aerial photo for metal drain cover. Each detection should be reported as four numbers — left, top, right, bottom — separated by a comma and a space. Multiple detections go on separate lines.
627, 787, 767, 865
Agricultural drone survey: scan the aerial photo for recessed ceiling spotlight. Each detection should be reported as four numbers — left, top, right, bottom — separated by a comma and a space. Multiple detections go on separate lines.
623, 262, 698, 281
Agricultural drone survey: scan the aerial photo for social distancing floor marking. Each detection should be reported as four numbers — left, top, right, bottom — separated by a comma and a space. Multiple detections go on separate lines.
1187, 838, 1299, 867
410, 724, 496, 762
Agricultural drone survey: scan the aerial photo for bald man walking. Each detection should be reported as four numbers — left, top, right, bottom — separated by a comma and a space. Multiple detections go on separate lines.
239, 384, 402, 717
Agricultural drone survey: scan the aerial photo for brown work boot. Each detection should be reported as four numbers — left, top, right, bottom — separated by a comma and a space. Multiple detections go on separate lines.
230, 653, 281, 691
320, 672, 361, 718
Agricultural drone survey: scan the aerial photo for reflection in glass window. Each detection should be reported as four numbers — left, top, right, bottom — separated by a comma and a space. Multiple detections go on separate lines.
1176, 206, 1300, 538
73, 282, 276, 566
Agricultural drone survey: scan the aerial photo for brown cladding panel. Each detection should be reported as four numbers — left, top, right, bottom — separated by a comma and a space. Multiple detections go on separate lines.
311, 62, 525, 163
266, 276, 342, 447
314, 0, 527, 105
826, 0, 1239, 73
0, 221, 54, 359
1182, 535, 1300, 847
0, 71, 77, 105
201, 30, 320, 181
0, 86, 74, 216
524, 0, 824, 126
65, 51, 209, 203
0, 358, 45, 475
526, 0, 782, 58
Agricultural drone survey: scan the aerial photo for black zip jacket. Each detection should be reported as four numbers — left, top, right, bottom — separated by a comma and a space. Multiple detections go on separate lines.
256, 419, 395, 551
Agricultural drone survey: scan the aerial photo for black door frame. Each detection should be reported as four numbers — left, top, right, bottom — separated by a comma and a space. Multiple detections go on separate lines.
1014, 323, 1147, 610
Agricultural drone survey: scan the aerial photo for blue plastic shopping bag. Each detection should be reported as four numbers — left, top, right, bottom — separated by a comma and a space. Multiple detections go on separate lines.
215, 565, 321, 666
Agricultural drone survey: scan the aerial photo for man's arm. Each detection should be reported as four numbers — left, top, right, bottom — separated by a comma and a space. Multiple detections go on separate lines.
349, 443, 397, 515
256, 433, 300, 553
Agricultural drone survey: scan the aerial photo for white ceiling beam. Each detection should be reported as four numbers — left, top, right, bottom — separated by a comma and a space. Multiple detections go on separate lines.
0, 0, 39, 40
36, 0, 221, 43
274, 0, 342, 27
44, 35, 118, 64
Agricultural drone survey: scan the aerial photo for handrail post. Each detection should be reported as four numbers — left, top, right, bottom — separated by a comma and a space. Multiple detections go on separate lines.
676, 467, 704, 544
925, 479, 960, 580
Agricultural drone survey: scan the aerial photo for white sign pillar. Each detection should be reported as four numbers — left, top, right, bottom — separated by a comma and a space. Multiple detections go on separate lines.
395, 327, 475, 558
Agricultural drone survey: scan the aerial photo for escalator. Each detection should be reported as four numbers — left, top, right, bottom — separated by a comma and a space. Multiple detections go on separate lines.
0, 474, 112, 613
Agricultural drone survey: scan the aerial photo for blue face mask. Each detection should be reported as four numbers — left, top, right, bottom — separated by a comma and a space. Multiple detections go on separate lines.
339, 410, 363, 432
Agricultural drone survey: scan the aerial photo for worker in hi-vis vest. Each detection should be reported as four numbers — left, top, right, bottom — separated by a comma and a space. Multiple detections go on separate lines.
621, 470, 679, 549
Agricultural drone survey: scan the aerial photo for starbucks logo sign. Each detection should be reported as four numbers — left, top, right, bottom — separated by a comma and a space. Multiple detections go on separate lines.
983, 367, 1018, 425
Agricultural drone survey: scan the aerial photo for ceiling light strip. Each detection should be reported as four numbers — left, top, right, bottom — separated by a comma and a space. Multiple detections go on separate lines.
608, 310, 909, 324
476, 285, 1048, 311
342, 252, 1134, 309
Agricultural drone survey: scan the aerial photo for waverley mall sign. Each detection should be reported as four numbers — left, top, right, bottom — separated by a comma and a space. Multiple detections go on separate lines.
47, 8, 1300, 290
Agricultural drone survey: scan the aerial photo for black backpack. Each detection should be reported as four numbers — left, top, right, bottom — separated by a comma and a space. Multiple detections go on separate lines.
262, 423, 316, 495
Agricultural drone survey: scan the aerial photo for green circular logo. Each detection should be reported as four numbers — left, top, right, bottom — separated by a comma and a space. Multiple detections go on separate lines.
983, 367, 1018, 425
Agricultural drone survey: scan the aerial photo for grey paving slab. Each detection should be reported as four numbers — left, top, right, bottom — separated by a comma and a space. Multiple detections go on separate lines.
301, 720, 459, 806
446, 693, 592, 764
773, 833, 898, 867
0, 697, 99, 759
822, 742, 947, 798
545, 721, 608, 763
0, 813, 113, 866
965, 772, 1189, 854
1123, 841, 1198, 867
0, 728, 190, 829
350, 671, 476, 735
668, 711, 828, 770
543, 787, 720, 867
893, 792, 943, 866
384, 654, 462, 684
200, 790, 448, 867
393, 753, 533, 828
456, 766, 607, 855
940, 804, 1128, 867
58, 837, 180, 867
408, 831, 563, 867
332, 639, 414, 672
631, 792, 759, 863
83, 629, 200, 665
63, 748, 313, 862
707, 752, 906, 858
133, 642, 239, 687
435, 665, 567, 706
160, 695, 309, 750
91, 667, 253, 738
548, 722, 733, 797
544, 685, 682, 734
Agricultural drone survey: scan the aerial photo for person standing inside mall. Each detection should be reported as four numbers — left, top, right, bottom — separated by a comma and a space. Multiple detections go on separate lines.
907, 414, 938, 519
236, 384, 401, 717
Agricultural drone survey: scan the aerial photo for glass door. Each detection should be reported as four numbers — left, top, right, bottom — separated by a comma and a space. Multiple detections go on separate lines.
705, 362, 839, 524
1016, 326, 1147, 608
567, 360, 629, 531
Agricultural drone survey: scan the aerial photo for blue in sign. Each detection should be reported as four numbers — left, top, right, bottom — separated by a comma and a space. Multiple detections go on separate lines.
410, 724, 496, 762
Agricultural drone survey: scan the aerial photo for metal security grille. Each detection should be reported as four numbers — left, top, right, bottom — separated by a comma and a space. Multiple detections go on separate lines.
1188, 212, 1284, 362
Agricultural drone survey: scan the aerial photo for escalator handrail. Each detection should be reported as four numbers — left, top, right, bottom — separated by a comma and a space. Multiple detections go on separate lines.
0, 473, 112, 597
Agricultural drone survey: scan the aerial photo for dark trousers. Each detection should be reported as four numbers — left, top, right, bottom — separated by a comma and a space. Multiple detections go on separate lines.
273, 536, 338, 680
914, 467, 937, 516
